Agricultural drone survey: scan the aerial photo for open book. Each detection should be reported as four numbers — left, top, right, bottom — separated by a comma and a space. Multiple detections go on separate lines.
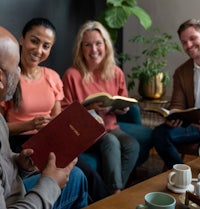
82, 92, 138, 110
22, 101, 106, 171
144, 106, 200, 127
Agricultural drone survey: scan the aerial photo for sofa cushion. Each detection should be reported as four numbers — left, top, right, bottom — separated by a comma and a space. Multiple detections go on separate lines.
79, 152, 100, 171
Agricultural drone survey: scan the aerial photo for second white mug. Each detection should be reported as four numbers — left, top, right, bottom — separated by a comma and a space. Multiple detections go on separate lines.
168, 164, 192, 189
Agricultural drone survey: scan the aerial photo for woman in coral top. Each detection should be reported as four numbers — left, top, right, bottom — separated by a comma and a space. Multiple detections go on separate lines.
0, 18, 63, 152
62, 20, 140, 194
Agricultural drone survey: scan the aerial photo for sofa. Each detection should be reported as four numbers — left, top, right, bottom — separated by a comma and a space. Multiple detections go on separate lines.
79, 104, 153, 171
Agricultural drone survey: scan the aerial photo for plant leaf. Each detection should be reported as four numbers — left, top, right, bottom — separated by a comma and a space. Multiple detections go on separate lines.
107, 0, 123, 7
107, 0, 136, 7
105, 7, 131, 28
131, 6, 152, 30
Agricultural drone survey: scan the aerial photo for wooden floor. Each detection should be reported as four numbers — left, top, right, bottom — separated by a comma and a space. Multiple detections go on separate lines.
126, 148, 197, 187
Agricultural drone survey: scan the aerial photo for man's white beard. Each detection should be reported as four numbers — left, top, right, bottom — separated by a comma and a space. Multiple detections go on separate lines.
4, 72, 17, 101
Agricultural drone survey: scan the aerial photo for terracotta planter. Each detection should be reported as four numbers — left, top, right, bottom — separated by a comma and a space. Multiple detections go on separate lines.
138, 73, 166, 99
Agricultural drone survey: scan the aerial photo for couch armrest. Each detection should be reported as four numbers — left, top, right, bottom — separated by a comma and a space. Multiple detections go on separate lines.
116, 104, 142, 124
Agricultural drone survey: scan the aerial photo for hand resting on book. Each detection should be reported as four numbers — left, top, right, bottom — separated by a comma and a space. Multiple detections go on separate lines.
42, 153, 78, 189
166, 108, 200, 127
82, 92, 138, 110
112, 107, 130, 115
144, 106, 200, 127
88, 109, 104, 125
86, 101, 129, 117
17, 148, 77, 189
166, 118, 184, 128
22, 102, 106, 171
85, 101, 113, 116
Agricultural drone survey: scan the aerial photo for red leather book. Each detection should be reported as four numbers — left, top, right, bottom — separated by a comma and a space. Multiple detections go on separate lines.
22, 101, 106, 171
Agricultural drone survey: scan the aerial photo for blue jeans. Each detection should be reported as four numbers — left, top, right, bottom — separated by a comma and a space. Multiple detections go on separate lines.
87, 128, 139, 190
23, 166, 88, 209
152, 123, 200, 169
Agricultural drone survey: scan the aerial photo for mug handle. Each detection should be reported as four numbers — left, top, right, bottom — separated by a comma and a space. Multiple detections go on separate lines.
136, 204, 147, 209
168, 171, 176, 186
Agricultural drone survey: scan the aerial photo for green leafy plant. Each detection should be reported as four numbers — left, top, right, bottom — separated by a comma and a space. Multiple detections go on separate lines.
124, 27, 182, 90
99, 0, 152, 43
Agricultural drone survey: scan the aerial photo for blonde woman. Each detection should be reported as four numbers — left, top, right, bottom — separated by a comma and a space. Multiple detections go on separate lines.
62, 20, 139, 194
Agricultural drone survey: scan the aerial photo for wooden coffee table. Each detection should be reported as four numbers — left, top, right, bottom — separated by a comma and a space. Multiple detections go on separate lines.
83, 157, 200, 209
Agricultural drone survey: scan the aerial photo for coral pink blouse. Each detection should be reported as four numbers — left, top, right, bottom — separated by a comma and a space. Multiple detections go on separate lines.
2, 67, 64, 134
61, 66, 128, 131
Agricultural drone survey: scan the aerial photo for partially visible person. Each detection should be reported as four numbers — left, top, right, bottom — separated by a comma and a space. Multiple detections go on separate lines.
0, 25, 87, 209
152, 18, 200, 169
62, 20, 140, 194
0, 17, 110, 203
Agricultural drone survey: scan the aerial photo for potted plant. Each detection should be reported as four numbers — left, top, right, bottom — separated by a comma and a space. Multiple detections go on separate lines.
99, 0, 152, 43
123, 27, 182, 99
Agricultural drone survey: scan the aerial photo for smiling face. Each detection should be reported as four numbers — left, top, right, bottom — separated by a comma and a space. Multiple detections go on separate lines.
179, 26, 200, 61
20, 25, 55, 69
81, 30, 106, 71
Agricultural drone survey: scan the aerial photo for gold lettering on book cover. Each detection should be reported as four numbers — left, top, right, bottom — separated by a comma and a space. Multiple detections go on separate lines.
69, 124, 80, 136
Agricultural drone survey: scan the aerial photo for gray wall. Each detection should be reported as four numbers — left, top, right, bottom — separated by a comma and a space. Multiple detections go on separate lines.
123, 0, 200, 98
0, 0, 105, 76
3, 0, 195, 98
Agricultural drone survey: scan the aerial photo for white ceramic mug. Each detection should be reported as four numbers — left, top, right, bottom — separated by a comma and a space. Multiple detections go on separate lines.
136, 192, 176, 209
168, 164, 192, 189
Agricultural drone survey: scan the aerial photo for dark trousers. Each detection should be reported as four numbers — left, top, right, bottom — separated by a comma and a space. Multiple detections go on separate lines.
77, 158, 110, 203
152, 123, 200, 169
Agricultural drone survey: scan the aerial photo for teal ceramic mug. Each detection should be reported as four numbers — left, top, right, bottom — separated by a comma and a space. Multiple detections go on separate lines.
136, 192, 176, 209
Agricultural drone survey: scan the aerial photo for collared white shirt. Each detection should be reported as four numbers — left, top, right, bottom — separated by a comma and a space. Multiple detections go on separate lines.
194, 62, 200, 108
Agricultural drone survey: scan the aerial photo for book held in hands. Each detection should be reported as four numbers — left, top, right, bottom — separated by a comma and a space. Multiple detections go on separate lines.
144, 106, 200, 127
22, 101, 106, 171
82, 92, 138, 110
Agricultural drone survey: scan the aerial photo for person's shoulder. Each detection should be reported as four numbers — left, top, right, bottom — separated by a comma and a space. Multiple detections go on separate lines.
65, 66, 79, 73
42, 67, 63, 87
63, 66, 81, 77
114, 65, 122, 71
175, 58, 193, 74
43, 66, 60, 78
113, 65, 126, 79
113, 65, 124, 74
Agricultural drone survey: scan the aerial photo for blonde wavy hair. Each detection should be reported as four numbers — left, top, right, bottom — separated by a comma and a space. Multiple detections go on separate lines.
72, 21, 116, 82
